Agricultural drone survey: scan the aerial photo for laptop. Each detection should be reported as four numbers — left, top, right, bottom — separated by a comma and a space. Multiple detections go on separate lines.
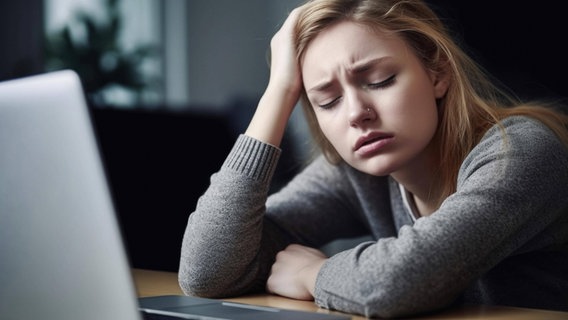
0, 70, 349, 320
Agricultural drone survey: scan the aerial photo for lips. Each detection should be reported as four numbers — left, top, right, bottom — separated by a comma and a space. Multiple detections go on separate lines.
354, 132, 394, 154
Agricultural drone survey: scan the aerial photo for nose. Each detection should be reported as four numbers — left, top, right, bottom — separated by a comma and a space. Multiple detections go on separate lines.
347, 92, 375, 127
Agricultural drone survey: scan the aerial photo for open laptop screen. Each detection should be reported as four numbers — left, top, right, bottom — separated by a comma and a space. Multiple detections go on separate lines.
0, 71, 142, 320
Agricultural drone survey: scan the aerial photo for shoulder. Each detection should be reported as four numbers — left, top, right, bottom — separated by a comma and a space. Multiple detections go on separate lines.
484, 116, 562, 146
471, 115, 566, 161
499, 115, 564, 145
459, 116, 568, 186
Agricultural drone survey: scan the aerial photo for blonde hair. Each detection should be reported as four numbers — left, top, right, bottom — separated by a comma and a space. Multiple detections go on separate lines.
294, 0, 568, 205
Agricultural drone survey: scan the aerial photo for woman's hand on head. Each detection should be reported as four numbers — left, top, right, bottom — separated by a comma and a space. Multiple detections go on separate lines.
266, 6, 304, 102
266, 244, 327, 300
245, 5, 307, 147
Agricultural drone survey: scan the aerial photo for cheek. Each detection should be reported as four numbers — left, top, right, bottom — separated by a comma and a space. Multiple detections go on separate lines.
397, 93, 440, 144
315, 111, 348, 150
393, 78, 439, 124
315, 112, 335, 141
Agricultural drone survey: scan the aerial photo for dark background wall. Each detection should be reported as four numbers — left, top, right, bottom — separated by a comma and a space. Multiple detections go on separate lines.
427, 0, 567, 101
2, 1, 567, 101
0, 0, 44, 82
5, 1, 565, 130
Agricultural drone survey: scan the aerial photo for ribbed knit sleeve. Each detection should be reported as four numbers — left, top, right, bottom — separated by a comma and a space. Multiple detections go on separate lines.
179, 135, 284, 298
223, 135, 280, 184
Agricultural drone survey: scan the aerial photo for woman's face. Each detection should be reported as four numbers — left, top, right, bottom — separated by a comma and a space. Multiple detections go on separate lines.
301, 21, 448, 176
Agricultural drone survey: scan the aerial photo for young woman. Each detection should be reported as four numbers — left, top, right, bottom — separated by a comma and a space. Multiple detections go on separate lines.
178, 0, 568, 318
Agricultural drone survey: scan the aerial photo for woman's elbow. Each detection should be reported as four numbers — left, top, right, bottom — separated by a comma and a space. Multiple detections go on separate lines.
358, 289, 456, 318
178, 261, 258, 298
178, 262, 225, 297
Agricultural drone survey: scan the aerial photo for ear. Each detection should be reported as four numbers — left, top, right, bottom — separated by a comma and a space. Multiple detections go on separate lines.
430, 68, 450, 99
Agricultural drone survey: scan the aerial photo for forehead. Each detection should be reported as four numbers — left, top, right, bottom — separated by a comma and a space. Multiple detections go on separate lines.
301, 20, 411, 81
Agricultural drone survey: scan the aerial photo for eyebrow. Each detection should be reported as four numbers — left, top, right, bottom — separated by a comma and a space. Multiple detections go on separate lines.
348, 56, 390, 74
307, 79, 333, 93
306, 56, 391, 93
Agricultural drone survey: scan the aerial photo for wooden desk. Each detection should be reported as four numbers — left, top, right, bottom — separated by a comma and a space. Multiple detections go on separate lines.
132, 269, 568, 320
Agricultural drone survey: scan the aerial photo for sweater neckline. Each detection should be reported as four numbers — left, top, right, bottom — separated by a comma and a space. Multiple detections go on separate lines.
399, 183, 420, 223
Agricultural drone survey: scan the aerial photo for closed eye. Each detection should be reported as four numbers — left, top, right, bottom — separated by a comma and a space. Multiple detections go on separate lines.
367, 74, 396, 89
318, 96, 342, 110
314, 75, 396, 110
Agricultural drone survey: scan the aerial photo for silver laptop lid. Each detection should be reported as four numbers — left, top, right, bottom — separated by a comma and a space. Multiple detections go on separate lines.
0, 70, 141, 320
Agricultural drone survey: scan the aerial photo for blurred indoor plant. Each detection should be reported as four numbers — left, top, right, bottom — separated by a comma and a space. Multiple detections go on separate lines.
45, 0, 158, 107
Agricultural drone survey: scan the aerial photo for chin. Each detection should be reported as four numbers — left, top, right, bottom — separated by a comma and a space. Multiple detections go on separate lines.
351, 160, 397, 177
364, 168, 393, 177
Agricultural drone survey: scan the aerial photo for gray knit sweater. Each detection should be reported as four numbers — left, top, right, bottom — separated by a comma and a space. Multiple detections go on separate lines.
179, 116, 568, 318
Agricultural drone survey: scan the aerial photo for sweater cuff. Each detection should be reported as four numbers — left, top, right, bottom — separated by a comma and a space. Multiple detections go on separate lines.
223, 134, 281, 184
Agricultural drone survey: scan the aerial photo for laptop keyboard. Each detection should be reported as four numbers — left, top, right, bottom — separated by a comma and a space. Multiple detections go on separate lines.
140, 311, 206, 320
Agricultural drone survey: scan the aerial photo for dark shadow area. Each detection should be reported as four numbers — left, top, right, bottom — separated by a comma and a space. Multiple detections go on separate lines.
90, 106, 304, 271
90, 108, 235, 271
0, 0, 44, 81
427, 0, 568, 102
